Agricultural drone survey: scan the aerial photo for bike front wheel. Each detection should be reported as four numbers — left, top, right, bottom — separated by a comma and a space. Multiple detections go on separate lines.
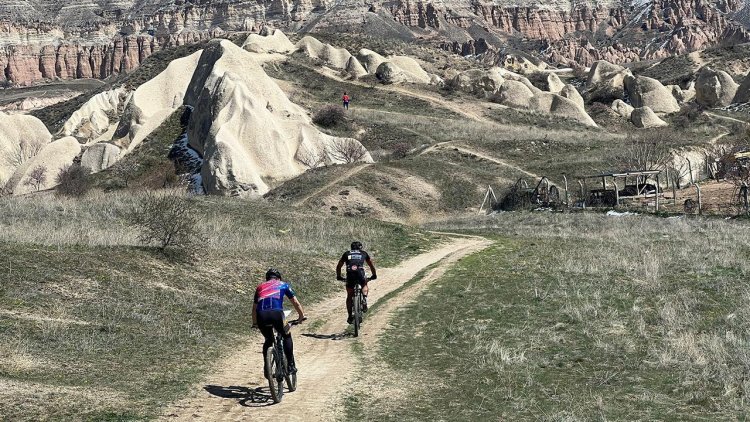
282, 352, 297, 392
265, 347, 284, 403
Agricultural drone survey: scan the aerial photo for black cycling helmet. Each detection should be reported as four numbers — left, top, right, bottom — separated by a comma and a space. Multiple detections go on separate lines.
265, 268, 282, 281
351, 241, 363, 250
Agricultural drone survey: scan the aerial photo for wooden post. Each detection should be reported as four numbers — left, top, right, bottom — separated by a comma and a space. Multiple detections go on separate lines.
601, 176, 607, 192
687, 158, 694, 185
695, 183, 702, 215
743, 183, 749, 215
655, 174, 660, 212
665, 169, 670, 189
563, 174, 569, 209
613, 179, 620, 207
672, 174, 677, 205
578, 180, 585, 207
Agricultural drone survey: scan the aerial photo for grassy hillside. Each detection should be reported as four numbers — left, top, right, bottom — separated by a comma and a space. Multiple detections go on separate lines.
0, 192, 441, 420
347, 212, 750, 420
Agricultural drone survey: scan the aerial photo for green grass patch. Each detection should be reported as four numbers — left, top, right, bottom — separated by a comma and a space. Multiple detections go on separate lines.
350, 212, 750, 420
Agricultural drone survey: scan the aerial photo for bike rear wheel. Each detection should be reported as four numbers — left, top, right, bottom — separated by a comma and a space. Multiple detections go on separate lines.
353, 288, 361, 337
265, 346, 284, 403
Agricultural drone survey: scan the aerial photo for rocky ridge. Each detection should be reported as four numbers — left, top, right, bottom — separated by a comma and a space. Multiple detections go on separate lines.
3, 0, 750, 86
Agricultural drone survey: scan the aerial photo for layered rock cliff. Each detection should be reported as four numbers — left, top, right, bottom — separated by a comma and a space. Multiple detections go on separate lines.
2, 0, 749, 85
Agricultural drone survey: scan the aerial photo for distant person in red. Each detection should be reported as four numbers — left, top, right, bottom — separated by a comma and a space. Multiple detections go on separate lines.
342, 92, 350, 110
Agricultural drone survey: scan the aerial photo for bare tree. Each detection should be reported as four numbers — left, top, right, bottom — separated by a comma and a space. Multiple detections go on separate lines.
24, 166, 47, 192
328, 138, 367, 164
130, 190, 201, 251
297, 146, 327, 169
3, 140, 43, 167
112, 158, 140, 187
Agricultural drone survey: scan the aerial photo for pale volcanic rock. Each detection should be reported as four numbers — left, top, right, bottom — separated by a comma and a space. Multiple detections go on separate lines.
0, 113, 53, 183
559, 84, 585, 109
735, 73, 750, 104
62, 88, 129, 142
345, 56, 368, 78
491, 80, 535, 109
631, 106, 668, 128
80, 143, 122, 173
585, 60, 631, 102
110, 50, 202, 156
530, 92, 597, 127
184, 40, 371, 197
449, 69, 505, 96
624, 75, 680, 114
695, 66, 740, 107
296, 36, 354, 70
242, 28, 295, 54
546, 73, 565, 93
611, 99, 634, 118
667, 83, 696, 103
358, 49, 386, 74
8, 137, 82, 195
376, 62, 408, 84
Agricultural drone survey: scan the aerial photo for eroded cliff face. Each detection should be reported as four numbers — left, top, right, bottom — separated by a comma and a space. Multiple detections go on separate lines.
1, 0, 749, 85
435, 0, 750, 67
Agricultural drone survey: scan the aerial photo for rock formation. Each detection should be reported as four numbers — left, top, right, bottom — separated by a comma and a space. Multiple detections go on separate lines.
62, 88, 129, 143
242, 28, 295, 54
0, 113, 53, 183
585, 60, 632, 103
624, 75, 680, 114
184, 40, 371, 197
530, 92, 597, 127
735, 73, 750, 104
612, 99, 634, 119
695, 66, 740, 107
7, 137, 82, 195
631, 107, 669, 128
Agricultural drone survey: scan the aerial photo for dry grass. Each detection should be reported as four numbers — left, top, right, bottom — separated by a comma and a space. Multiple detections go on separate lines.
351, 212, 750, 420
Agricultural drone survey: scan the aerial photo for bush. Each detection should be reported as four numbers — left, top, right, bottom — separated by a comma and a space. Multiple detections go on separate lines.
130, 190, 200, 251
391, 142, 411, 159
56, 165, 92, 197
313, 105, 347, 128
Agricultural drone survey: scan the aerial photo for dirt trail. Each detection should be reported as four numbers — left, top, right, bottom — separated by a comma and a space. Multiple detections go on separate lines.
421, 141, 546, 181
160, 236, 491, 422
705, 111, 749, 126
294, 163, 372, 207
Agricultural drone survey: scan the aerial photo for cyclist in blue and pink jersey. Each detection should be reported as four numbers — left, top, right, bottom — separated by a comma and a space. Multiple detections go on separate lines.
252, 268, 306, 374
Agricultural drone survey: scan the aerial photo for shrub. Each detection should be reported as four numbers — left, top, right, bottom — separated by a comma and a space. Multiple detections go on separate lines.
24, 166, 47, 192
130, 190, 200, 251
313, 105, 347, 128
391, 142, 411, 159
328, 138, 368, 163
56, 165, 92, 197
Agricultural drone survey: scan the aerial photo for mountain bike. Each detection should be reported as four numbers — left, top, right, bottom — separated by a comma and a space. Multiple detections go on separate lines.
350, 277, 374, 337
262, 311, 305, 403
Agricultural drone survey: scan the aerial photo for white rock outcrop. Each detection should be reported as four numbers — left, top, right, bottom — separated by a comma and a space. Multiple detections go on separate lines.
242, 28, 295, 54
184, 40, 371, 197
624, 75, 680, 114
530, 92, 597, 127
612, 99, 634, 118
695, 66, 739, 108
734, 72, 750, 104
61, 88, 128, 143
0, 113, 52, 183
6, 137, 81, 195
631, 106, 668, 128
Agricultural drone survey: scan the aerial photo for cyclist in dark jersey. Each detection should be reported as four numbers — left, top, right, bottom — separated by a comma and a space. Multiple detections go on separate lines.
336, 241, 377, 324
252, 268, 306, 374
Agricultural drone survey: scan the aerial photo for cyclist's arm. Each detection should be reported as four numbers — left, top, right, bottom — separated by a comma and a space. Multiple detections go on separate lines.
251, 302, 258, 327
366, 257, 377, 279
290, 296, 305, 320
336, 257, 346, 279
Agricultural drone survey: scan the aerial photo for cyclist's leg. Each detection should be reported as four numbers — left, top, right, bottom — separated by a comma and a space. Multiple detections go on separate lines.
256, 312, 276, 355
346, 286, 354, 320
269, 311, 295, 368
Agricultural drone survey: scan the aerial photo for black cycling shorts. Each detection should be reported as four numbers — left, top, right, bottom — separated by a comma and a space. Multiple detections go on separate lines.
257, 309, 290, 339
346, 271, 368, 289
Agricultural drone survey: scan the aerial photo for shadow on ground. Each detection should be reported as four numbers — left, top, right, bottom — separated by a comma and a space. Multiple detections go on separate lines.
203, 384, 274, 407
302, 331, 352, 340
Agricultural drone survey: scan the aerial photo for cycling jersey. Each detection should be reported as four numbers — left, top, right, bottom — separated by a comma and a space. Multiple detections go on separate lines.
254, 279, 296, 312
